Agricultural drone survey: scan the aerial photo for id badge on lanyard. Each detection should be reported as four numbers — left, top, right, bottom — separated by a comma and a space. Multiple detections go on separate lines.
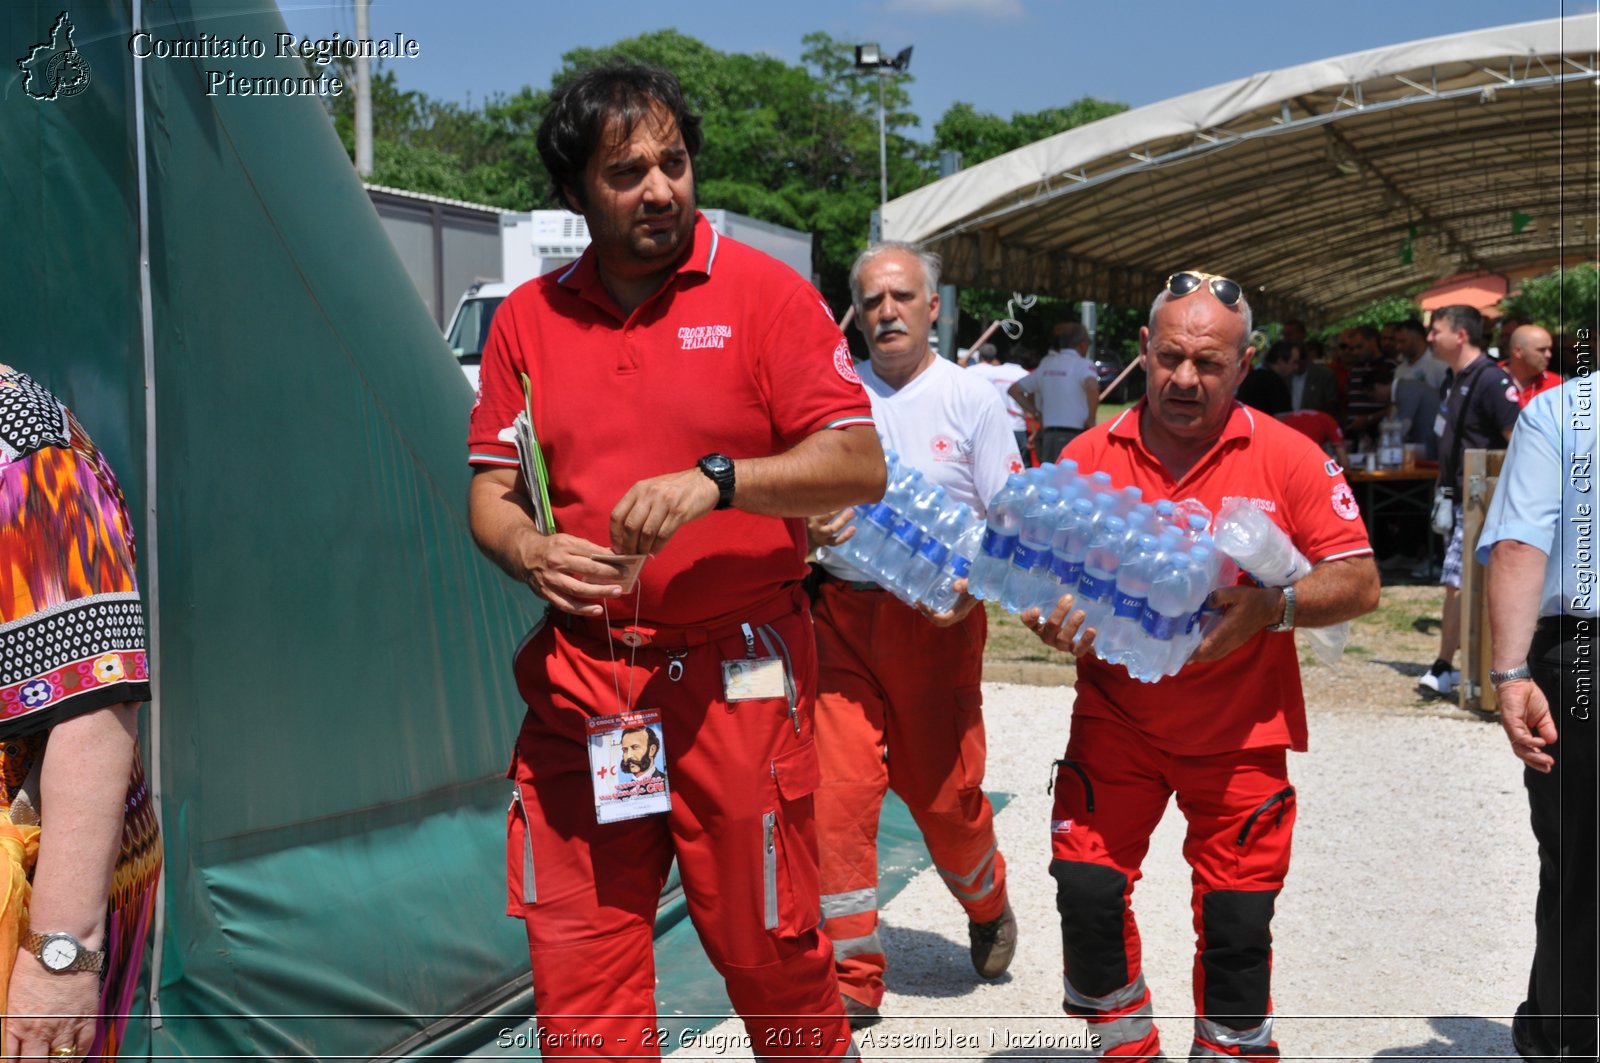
587, 710, 672, 824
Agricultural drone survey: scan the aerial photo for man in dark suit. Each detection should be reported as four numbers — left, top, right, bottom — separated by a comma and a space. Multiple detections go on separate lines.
1289, 343, 1341, 420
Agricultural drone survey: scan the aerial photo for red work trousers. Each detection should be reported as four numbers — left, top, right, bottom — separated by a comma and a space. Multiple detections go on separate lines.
811, 581, 1006, 1008
1049, 715, 1295, 1063
506, 587, 856, 1062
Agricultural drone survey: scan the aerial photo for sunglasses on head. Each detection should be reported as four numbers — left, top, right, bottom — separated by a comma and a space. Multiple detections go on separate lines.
1165, 270, 1243, 308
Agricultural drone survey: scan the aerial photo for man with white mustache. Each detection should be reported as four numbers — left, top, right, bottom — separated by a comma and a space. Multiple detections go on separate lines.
807, 242, 1024, 1026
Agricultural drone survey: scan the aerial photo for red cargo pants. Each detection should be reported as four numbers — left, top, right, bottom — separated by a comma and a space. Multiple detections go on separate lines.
812, 581, 1007, 1009
506, 587, 856, 1062
1049, 715, 1295, 1063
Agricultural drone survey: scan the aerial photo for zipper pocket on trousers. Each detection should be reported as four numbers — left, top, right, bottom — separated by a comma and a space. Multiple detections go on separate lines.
762, 810, 778, 930
511, 785, 536, 904
1236, 785, 1296, 847
1049, 758, 1095, 812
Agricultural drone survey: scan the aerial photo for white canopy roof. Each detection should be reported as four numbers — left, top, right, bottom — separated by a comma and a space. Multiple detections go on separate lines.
884, 15, 1598, 322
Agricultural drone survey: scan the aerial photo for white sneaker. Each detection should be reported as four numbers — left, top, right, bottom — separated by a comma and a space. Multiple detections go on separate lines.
1418, 669, 1460, 696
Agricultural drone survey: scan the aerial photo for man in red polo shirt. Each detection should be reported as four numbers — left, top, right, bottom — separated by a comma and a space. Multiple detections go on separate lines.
1021, 271, 1380, 1063
1506, 324, 1561, 407
467, 62, 883, 1061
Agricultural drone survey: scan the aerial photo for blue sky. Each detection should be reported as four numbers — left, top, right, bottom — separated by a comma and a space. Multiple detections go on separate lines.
277, 0, 1582, 139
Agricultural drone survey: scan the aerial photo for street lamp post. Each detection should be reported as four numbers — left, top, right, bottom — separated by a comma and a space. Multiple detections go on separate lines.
854, 44, 913, 216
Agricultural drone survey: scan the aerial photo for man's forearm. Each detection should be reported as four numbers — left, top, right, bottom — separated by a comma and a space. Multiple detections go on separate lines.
1289, 554, 1381, 628
469, 468, 541, 583
1487, 540, 1547, 670
732, 424, 885, 517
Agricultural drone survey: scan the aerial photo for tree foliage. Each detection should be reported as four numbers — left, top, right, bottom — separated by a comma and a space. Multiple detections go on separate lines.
1313, 293, 1424, 341
324, 31, 1132, 327
1500, 264, 1599, 337
933, 98, 1126, 166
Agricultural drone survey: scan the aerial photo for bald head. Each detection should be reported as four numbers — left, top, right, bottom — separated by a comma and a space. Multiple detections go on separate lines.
1508, 324, 1553, 384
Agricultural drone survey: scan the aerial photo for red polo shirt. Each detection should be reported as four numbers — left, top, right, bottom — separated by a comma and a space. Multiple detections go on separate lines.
1276, 409, 1345, 449
1062, 401, 1373, 755
1517, 369, 1562, 408
468, 214, 874, 627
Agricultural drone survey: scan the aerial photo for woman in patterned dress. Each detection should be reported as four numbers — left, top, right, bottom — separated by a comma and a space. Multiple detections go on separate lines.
1, 365, 162, 1062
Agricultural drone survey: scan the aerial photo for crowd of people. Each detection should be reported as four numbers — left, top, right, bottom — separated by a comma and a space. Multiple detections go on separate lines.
7, 57, 1590, 1063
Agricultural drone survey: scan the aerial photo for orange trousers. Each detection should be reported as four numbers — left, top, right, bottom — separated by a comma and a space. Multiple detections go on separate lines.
811, 581, 1006, 1008
507, 589, 856, 1062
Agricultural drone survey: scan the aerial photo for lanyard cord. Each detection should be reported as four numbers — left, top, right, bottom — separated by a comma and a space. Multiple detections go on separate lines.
600, 574, 644, 714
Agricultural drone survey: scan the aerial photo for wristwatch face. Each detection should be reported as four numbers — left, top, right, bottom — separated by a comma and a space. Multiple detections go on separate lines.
702, 454, 733, 477
40, 934, 80, 972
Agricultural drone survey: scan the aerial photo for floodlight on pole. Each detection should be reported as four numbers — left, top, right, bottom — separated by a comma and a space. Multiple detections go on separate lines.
854, 43, 912, 215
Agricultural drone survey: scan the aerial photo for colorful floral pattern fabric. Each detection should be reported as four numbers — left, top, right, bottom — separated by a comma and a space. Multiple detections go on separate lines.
0, 364, 151, 734
0, 365, 161, 1060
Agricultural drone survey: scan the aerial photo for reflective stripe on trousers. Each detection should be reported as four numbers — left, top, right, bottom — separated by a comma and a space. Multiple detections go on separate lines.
936, 841, 1000, 905
1064, 973, 1158, 1056
1191, 1015, 1276, 1059
820, 887, 877, 921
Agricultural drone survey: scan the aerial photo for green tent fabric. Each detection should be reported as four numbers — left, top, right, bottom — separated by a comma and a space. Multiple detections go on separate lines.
4, 1, 540, 1056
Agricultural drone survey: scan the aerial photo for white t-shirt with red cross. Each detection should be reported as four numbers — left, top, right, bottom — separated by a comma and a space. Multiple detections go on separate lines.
822, 355, 1023, 581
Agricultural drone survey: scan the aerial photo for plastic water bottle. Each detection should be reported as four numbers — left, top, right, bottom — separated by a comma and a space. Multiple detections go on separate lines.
819, 450, 897, 568
1131, 552, 1201, 680
1001, 487, 1060, 612
1157, 545, 1223, 676
923, 516, 984, 615
1042, 496, 1097, 611
1099, 533, 1163, 666
1112, 486, 1144, 517
969, 473, 1029, 600
876, 482, 946, 590
1047, 458, 1081, 496
843, 463, 920, 576
1152, 498, 1177, 529
1076, 514, 1127, 632
1378, 410, 1405, 470
900, 501, 971, 605
1212, 501, 1312, 586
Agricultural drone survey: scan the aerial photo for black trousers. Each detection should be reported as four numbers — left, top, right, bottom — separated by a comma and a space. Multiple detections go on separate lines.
1039, 426, 1084, 466
1522, 614, 1598, 1058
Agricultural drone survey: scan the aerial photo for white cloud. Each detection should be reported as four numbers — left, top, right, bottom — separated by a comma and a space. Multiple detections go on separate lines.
885, 0, 1025, 17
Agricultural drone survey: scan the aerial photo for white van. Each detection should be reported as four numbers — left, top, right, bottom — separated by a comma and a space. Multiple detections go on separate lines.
444, 281, 512, 389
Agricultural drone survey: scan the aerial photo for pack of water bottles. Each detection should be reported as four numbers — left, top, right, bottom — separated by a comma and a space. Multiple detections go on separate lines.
819, 451, 986, 615
965, 462, 1232, 682
821, 454, 1236, 683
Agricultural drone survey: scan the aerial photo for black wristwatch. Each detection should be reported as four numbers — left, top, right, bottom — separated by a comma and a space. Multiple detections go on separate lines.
697, 453, 736, 510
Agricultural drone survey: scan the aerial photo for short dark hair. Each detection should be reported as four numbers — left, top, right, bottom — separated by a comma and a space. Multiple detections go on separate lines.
537, 62, 704, 210
1356, 324, 1380, 344
1433, 305, 1484, 347
1263, 340, 1297, 366
1396, 319, 1427, 340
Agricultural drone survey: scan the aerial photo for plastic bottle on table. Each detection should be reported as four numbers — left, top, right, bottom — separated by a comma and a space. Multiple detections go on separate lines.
969, 472, 1030, 601
1377, 410, 1405, 470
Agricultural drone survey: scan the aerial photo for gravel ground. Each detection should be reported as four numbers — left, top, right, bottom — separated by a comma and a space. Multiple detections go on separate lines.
671, 586, 1539, 1062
